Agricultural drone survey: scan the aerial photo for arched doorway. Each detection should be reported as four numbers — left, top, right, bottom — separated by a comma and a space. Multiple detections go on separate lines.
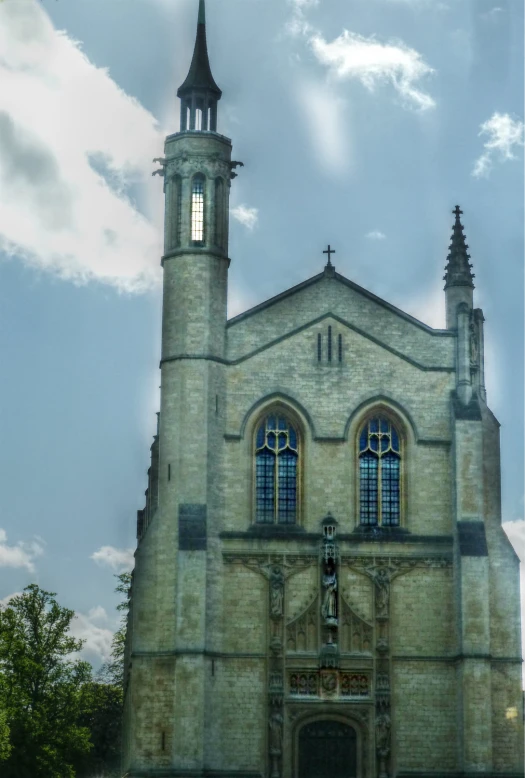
298, 719, 357, 778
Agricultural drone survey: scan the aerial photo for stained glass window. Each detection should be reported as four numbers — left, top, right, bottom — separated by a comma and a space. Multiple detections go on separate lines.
255, 414, 298, 524
359, 417, 400, 526
191, 175, 205, 243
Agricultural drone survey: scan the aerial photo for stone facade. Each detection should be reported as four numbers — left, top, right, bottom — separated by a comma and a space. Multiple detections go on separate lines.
121, 4, 523, 778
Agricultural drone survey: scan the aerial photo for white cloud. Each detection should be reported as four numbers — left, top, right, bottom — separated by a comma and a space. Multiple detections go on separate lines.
0, 528, 45, 572
0, 591, 22, 609
91, 545, 134, 572
472, 112, 524, 178
231, 205, 259, 230
70, 609, 114, 663
309, 30, 435, 111
297, 79, 350, 177
366, 230, 386, 240
88, 605, 109, 623
0, 1, 164, 292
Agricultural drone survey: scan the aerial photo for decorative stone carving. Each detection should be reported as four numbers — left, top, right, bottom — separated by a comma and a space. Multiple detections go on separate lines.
376, 711, 391, 778
371, 567, 391, 618
320, 670, 338, 696
165, 151, 232, 182
340, 598, 373, 654
286, 595, 318, 653
289, 672, 318, 697
270, 565, 284, 619
269, 709, 284, 778
340, 673, 370, 697
321, 559, 338, 626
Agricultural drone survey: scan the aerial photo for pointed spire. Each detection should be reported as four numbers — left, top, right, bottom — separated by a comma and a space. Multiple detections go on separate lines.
177, 0, 222, 99
443, 205, 475, 289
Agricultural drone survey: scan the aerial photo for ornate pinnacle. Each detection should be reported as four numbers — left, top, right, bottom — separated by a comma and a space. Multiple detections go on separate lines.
443, 205, 475, 289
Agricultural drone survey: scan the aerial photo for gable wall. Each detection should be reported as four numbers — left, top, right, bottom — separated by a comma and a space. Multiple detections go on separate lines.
227, 275, 455, 368
223, 320, 454, 535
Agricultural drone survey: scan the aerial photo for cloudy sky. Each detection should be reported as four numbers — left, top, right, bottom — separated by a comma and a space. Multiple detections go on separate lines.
0, 0, 523, 667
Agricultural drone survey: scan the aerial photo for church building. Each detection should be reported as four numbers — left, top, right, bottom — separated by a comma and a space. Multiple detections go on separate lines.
122, 3, 524, 777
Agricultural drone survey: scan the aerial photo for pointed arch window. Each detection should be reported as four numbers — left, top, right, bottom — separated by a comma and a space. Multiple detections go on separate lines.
255, 414, 299, 524
191, 175, 205, 243
359, 417, 401, 526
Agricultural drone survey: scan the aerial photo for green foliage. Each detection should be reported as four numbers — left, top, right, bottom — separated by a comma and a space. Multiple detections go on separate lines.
0, 585, 92, 778
97, 572, 131, 688
0, 576, 131, 777
75, 681, 123, 778
0, 706, 11, 761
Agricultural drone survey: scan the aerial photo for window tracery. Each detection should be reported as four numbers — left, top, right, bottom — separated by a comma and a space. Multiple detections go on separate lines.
358, 417, 401, 526
255, 414, 299, 524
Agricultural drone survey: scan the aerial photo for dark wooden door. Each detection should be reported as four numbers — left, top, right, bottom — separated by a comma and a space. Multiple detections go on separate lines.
298, 720, 357, 778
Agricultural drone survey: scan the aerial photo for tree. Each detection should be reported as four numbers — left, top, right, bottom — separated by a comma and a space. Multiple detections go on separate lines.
97, 571, 131, 688
0, 707, 11, 761
76, 571, 131, 778
0, 584, 92, 778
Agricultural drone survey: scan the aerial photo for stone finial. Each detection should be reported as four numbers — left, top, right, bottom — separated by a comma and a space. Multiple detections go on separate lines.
443, 205, 475, 290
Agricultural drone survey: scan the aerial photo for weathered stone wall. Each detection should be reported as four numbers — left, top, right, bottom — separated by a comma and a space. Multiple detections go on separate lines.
391, 567, 456, 655
392, 662, 458, 770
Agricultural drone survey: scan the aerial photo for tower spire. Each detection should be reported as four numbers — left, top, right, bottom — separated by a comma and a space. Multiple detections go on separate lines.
177, 0, 222, 131
443, 205, 475, 290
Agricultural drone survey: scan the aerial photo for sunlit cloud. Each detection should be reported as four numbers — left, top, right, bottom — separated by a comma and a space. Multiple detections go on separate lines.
231, 205, 259, 230
0, 1, 163, 292
366, 230, 386, 240
71, 608, 115, 663
297, 79, 350, 178
0, 529, 45, 573
472, 113, 524, 178
91, 545, 134, 572
310, 30, 435, 111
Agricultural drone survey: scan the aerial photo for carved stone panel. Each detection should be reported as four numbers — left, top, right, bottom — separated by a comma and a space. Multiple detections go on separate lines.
286, 596, 318, 653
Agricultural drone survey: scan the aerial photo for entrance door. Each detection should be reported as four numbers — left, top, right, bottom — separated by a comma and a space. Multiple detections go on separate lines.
298, 720, 357, 778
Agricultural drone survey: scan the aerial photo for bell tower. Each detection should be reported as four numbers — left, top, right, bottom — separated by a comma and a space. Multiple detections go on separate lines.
122, 2, 240, 775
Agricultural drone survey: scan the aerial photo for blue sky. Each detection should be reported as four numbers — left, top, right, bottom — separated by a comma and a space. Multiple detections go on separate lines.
0, 0, 523, 665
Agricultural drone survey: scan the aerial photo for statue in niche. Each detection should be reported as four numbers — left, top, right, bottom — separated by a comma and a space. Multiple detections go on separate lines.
376, 712, 391, 757
321, 559, 338, 625
269, 710, 284, 755
269, 566, 284, 618
373, 568, 390, 618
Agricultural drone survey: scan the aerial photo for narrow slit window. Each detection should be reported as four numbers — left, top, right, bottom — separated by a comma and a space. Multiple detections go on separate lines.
317, 333, 322, 362
191, 176, 205, 243
328, 325, 332, 362
338, 333, 343, 362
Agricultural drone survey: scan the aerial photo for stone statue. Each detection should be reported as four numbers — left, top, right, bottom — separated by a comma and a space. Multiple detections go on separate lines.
374, 568, 390, 617
321, 560, 337, 625
270, 566, 284, 618
269, 710, 283, 755
376, 712, 391, 757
